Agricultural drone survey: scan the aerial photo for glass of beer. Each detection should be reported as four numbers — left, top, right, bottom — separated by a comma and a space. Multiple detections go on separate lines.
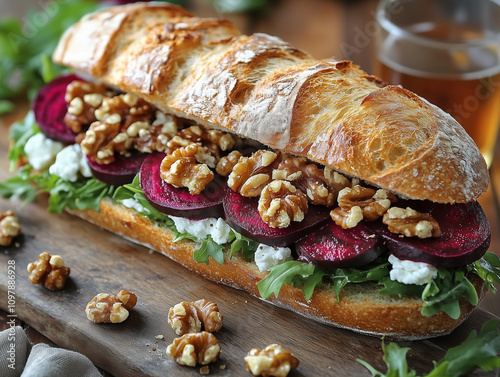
374, 0, 500, 167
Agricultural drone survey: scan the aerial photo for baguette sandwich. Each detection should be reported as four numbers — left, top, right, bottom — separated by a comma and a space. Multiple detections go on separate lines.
4, 2, 500, 340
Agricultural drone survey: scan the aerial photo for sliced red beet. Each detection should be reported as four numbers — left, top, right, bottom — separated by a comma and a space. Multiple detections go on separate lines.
371, 200, 490, 268
140, 152, 227, 219
32, 74, 83, 144
223, 189, 331, 247
296, 221, 385, 268
88, 152, 147, 186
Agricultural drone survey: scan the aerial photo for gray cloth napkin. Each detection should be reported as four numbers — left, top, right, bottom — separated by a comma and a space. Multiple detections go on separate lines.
0, 326, 102, 377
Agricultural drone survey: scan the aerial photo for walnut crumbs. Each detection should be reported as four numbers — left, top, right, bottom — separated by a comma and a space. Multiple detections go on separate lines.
27, 252, 70, 290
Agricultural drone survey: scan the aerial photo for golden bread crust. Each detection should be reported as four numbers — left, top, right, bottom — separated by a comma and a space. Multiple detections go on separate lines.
52, 3, 489, 203
68, 198, 484, 340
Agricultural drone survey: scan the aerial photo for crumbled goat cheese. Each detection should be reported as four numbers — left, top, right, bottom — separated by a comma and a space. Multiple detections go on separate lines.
254, 244, 292, 272
388, 254, 437, 285
120, 198, 149, 214
49, 144, 92, 182
24, 133, 63, 171
170, 216, 232, 245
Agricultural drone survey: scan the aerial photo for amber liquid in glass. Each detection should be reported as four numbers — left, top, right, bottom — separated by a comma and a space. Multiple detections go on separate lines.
375, 21, 500, 166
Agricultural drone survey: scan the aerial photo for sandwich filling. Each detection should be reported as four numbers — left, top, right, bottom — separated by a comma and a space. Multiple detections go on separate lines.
2, 74, 499, 321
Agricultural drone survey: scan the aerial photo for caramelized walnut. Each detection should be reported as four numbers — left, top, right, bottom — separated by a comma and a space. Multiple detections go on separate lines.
258, 180, 308, 228
228, 150, 284, 197
64, 81, 111, 133
383, 207, 441, 238
216, 150, 243, 176
273, 157, 349, 206
166, 332, 221, 367
245, 344, 300, 377
331, 186, 397, 228
27, 252, 70, 290
160, 144, 214, 195
0, 210, 21, 246
85, 290, 137, 323
168, 299, 223, 335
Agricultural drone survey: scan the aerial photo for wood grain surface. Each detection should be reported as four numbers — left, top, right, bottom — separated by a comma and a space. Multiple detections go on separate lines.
0, 107, 499, 377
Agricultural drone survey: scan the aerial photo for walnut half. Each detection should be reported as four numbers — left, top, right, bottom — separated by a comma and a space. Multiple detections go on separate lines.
168, 299, 223, 335
166, 331, 221, 367
160, 144, 214, 195
0, 210, 21, 246
85, 290, 137, 323
383, 207, 441, 238
258, 180, 308, 228
245, 344, 300, 377
27, 252, 70, 290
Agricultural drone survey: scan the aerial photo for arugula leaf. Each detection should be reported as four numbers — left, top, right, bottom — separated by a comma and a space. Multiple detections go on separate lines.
357, 319, 500, 377
379, 277, 424, 298
193, 236, 225, 265
330, 260, 390, 302
421, 269, 478, 319
0, 165, 39, 202
0, 164, 114, 213
230, 231, 259, 259
439, 319, 500, 376
470, 251, 500, 293
296, 268, 328, 301
7, 110, 39, 170
257, 260, 315, 299
47, 176, 114, 213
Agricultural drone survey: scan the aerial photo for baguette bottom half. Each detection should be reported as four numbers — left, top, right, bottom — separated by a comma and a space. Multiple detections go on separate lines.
68, 197, 485, 340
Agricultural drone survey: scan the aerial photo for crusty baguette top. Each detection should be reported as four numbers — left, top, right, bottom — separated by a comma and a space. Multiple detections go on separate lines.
52, 2, 489, 203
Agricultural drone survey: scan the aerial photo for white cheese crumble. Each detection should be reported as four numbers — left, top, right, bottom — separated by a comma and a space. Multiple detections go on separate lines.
254, 244, 292, 272
48, 144, 92, 182
24, 133, 63, 171
170, 216, 232, 245
388, 254, 437, 285
121, 198, 149, 214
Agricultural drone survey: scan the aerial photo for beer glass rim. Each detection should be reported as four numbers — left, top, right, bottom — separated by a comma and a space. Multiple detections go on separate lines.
376, 0, 500, 49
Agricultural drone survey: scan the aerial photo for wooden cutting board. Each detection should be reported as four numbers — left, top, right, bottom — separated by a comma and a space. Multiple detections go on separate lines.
0, 109, 498, 377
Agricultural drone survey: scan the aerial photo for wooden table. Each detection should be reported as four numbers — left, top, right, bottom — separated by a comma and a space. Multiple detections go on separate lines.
0, 1, 499, 374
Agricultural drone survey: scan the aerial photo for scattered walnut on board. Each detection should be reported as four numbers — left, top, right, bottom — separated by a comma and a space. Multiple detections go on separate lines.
27, 252, 70, 290
245, 344, 300, 377
168, 299, 223, 335
85, 290, 137, 324
166, 331, 221, 367
0, 210, 21, 246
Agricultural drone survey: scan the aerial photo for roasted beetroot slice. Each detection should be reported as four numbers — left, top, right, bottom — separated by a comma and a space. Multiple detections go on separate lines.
88, 152, 147, 186
372, 200, 490, 268
296, 221, 385, 268
140, 153, 227, 219
223, 189, 331, 247
32, 74, 82, 144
